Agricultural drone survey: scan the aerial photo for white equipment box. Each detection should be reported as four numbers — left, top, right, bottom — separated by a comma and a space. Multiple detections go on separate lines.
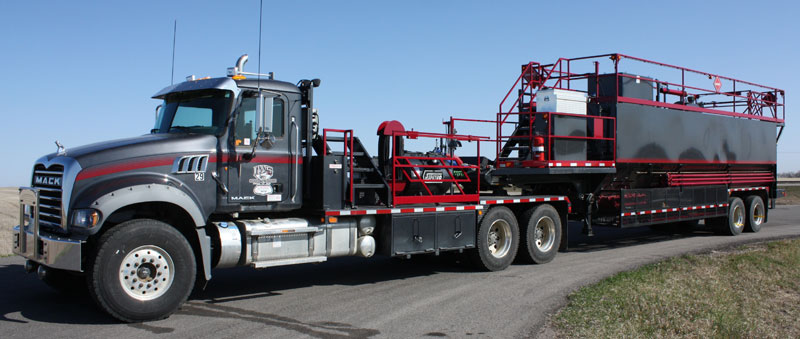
535, 88, 587, 115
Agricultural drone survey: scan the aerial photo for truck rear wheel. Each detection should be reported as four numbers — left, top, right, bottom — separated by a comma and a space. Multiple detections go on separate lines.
744, 195, 765, 233
469, 206, 519, 271
87, 219, 196, 322
517, 204, 561, 264
714, 197, 745, 236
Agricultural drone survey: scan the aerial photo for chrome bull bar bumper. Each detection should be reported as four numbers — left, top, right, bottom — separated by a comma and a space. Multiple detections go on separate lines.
12, 187, 82, 272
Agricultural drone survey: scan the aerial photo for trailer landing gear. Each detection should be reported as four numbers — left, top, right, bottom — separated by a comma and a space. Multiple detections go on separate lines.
582, 193, 594, 237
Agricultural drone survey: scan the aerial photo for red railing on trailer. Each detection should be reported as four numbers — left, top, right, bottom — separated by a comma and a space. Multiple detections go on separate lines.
481, 53, 786, 168
494, 111, 616, 168
497, 54, 785, 123
390, 130, 488, 206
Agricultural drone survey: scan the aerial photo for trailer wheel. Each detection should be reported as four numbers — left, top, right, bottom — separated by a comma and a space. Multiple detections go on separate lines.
744, 195, 765, 233
518, 204, 561, 264
87, 219, 196, 322
715, 197, 745, 236
469, 206, 519, 271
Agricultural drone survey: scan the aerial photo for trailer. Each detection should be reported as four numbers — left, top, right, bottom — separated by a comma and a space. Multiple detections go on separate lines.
13, 53, 784, 322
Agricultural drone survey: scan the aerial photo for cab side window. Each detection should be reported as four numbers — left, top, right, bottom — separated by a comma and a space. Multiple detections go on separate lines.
234, 93, 285, 146
234, 95, 257, 146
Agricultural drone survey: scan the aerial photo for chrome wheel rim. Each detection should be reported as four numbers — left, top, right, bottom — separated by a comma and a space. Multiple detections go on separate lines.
534, 216, 556, 252
487, 219, 512, 258
119, 245, 174, 301
732, 204, 745, 229
752, 201, 765, 226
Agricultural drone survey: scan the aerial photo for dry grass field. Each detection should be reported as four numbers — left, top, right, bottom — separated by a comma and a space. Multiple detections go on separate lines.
779, 185, 800, 205
553, 239, 800, 338
0, 187, 17, 256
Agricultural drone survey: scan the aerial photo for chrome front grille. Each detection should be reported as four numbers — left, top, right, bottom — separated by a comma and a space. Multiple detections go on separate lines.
32, 164, 64, 231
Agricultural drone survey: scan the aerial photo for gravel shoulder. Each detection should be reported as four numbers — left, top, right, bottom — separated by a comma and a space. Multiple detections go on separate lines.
0, 187, 18, 256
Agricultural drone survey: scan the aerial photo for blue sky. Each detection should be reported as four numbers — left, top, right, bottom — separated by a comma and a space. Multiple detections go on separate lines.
0, 0, 797, 186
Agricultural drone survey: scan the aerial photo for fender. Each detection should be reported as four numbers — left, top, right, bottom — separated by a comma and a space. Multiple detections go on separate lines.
89, 183, 206, 228
88, 183, 213, 281
72, 172, 208, 229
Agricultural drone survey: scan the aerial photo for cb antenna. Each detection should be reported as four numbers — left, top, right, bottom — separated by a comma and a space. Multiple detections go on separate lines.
170, 20, 177, 85
257, 0, 263, 90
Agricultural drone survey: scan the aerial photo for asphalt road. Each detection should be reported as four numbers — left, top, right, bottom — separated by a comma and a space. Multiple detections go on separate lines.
2, 205, 799, 338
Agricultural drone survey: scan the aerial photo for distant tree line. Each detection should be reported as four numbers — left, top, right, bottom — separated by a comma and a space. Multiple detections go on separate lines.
778, 171, 800, 178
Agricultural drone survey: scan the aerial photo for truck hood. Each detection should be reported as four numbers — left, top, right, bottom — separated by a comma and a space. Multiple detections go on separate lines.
43, 134, 219, 168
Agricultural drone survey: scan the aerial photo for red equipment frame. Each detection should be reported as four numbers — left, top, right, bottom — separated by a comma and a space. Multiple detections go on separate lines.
390, 130, 488, 206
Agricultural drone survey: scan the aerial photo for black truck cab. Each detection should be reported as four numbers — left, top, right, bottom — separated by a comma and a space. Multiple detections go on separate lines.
151, 68, 312, 214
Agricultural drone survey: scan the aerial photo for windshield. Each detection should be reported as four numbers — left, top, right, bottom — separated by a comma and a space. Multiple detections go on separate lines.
153, 89, 233, 135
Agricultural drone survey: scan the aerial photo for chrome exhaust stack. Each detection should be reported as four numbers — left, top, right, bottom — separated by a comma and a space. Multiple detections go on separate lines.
235, 54, 249, 73
227, 54, 249, 77
226, 54, 273, 80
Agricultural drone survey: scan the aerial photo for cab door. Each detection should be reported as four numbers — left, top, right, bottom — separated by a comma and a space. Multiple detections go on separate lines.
226, 90, 300, 210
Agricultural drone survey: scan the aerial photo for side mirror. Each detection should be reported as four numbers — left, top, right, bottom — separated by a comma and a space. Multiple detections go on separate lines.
254, 92, 275, 136
244, 92, 276, 161
258, 130, 276, 149
155, 104, 162, 122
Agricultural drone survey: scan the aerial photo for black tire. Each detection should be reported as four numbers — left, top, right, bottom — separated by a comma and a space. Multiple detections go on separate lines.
517, 204, 562, 264
40, 267, 87, 295
714, 197, 745, 236
469, 206, 519, 271
744, 195, 765, 233
87, 219, 196, 322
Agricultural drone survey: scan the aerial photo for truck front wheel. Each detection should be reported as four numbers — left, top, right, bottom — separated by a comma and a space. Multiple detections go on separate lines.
87, 219, 196, 322
469, 206, 519, 271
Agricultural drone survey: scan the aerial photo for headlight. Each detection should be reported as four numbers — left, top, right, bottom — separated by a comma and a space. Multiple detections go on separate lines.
71, 209, 101, 228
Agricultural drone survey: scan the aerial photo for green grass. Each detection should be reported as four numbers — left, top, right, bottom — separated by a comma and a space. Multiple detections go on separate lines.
553, 239, 800, 338
779, 185, 800, 205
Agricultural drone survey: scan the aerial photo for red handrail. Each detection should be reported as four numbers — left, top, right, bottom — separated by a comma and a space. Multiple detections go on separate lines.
390, 130, 487, 206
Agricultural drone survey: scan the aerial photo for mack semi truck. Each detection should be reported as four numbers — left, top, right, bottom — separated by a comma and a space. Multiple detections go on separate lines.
13, 53, 784, 322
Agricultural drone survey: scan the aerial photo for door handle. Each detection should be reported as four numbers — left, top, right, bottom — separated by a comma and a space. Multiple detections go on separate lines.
291, 117, 299, 202
412, 219, 423, 243
454, 215, 462, 239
